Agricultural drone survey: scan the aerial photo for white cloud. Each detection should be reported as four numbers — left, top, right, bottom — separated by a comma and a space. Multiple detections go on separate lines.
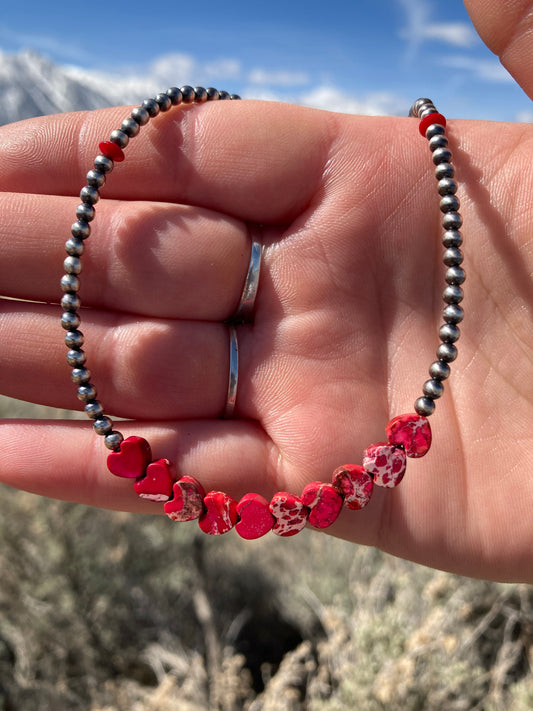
420, 22, 478, 48
298, 87, 406, 116
440, 55, 513, 83
515, 110, 533, 123
248, 68, 310, 87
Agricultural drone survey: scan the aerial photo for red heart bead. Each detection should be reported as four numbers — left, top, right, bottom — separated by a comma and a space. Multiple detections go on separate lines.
386, 414, 432, 458
269, 492, 308, 537
164, 476, 206, 522
198, 491, 238, 535
134, 458, 175, 502
235, 493, 274, 540
301, 482, 343, 529
332, 464, 374, 509
362, 443, 407, 487
107, 436, 152, 479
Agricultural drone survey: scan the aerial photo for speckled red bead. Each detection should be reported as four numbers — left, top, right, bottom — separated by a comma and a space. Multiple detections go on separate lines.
236, 493, 275, 539
164, 476, 206, 522
199, 491, 239, 535
301, 482, 343, 529
332, 464, 374, 509
269, 492, 308, 537
386, 414, 432, 458
362, 443, 407, 488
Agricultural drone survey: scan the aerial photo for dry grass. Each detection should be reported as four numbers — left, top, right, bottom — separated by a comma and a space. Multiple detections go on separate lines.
1, 398, 532, 709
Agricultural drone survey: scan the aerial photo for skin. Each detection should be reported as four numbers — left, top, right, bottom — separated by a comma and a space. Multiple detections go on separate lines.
0, 1, 531, 582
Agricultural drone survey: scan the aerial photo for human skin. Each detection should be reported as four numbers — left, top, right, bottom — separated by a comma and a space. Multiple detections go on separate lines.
0, 0, 531, 582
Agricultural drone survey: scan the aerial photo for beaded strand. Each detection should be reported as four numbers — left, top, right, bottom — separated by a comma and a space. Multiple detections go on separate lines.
61, 90, 463, 538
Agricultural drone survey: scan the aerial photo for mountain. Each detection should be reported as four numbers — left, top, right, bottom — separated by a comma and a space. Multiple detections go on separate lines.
0, 51, 154, 125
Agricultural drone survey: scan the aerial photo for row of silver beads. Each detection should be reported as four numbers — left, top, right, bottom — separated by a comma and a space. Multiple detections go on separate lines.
60, 86, 241, 451
409, 98, 465, 417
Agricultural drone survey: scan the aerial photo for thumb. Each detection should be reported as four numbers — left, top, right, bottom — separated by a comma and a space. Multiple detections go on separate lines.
464, 0, 533, 102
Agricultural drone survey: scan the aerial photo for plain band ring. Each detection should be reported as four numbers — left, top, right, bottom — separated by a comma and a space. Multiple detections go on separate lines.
224, 325, 239, 418
229, 224, 262, 324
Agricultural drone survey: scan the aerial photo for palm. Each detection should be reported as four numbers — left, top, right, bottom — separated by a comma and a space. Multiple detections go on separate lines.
0, 98, 531, 581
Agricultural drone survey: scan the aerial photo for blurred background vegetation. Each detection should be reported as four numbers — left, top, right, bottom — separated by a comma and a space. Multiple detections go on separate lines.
1, 398, 532, 710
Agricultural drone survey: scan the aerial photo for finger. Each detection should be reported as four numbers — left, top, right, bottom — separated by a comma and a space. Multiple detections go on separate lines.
464, 0, 533, 101
0, 192, 257, 320
0, 301, 251, 419
0, 101, 334, 223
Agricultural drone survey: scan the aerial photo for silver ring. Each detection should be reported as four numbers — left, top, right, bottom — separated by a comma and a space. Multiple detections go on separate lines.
223, 325, 239, 418
229, 224, 262, 324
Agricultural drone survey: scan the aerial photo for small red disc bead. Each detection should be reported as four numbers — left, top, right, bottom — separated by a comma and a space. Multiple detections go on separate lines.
98, 140, 125, 162
418, 112, 446, 137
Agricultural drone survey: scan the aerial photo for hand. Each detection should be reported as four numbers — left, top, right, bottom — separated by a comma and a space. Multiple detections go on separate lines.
0, 2, 531, 583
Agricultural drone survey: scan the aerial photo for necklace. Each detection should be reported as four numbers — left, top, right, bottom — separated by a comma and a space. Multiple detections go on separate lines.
60, 89, 464, 538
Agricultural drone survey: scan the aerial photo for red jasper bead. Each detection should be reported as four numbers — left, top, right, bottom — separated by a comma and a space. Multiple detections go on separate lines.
386, 413, 432, 458
98, 140, 125, 162
301, 482, 343, 529
362, 443, 407, 488
134, 458, 175, 502
199, 491, 239, 535
269, 492, 308, 537
164, 476, 206, 522
107, 435, 152, 478
332, 464, 373, 509
236, 493, 275, 540
419, 112, 446, 137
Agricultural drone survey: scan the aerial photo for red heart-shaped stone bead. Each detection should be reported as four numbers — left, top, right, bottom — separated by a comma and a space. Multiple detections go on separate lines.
269, 492, 308, 537
107, 436, 152, 479
164, 476, 206, 522
301, 482, 343, 529
386, 414, 432, 458
235, 493, 274, 540
332, 464, 374, 508
198, 491, 238, 535
134, 458, 175, 502
362, 443, 407, 487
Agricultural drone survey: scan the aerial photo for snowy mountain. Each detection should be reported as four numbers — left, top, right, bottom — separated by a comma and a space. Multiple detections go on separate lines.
0, 51, 158, 125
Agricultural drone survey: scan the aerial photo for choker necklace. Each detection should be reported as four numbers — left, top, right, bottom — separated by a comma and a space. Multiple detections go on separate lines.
60, 89, 464, 538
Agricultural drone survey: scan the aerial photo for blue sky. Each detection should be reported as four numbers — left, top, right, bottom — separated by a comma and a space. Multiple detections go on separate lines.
0, 0, 530, 121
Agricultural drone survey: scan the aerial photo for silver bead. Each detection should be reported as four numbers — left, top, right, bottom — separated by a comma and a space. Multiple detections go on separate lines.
64, 330, 84, 348
443, 304, 464, 324
155, 92, 172, 111
429, 134, 448, 151
193, 87, 207, 103
218, 91, 230, 100
445, 266, 466, 285
206, 87, 219, 101
93, 417, 113, 436
94, 155, 114, 173
443, 285, 464, 304
423, 379, 444, 399
432, 147, 452, 165
436, 342, 457, 362
86, 169, 106, 188
230, 94, 242, 101
105, 431, 124, 451
442, 230, 462, 248
425, 124, 445, 140
410, 98, 432, 117
440, 195, 460, 213
167, 87, 183, 105
419, 106, 437, 119
65, 237, 85, 256
429, 360, 450, 381
77, 384, 97, 402
435, 162, 454, 180
64, 256, 82, 274
131, 106, 150, 125
443, 247, 463, 266
61, 274, 80, 293
110, 129, 129, 149
76, 203, 95, 222
80, 185, 100, 205
439, 323, 460, 343
438, 178, 457, 196
84, 400, 104, 419
180, 86, 195, 103
61, 293, 81, 312
66, 348, 86, 367
415, 396, 435, 416
121, 117, 140, 137
442, 212, 462, 230
142, 98, 160, 117
71, 220, 91, 240
71, 367, 91, 384
61, 311, 81, 330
